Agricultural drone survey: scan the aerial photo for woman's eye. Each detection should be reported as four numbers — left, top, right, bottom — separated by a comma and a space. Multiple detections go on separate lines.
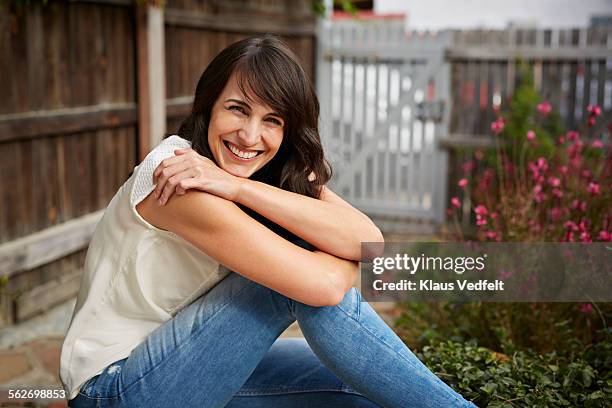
266, 117, 282, 126
228, 105, 247, 115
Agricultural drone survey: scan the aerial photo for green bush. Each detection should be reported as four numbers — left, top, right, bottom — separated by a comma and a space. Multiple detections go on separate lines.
416, 335, 611, 407
396, 302, 611, 356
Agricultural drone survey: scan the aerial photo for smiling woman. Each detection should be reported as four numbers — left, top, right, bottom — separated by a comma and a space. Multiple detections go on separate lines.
208, 81, 285, 177
60, 35, 477, 408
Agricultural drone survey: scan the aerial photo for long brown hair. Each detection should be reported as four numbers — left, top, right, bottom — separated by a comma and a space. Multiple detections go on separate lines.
175, 34, 331, 199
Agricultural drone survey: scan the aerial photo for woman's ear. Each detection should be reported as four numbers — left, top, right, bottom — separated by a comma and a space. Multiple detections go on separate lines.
308, 171, 316, 182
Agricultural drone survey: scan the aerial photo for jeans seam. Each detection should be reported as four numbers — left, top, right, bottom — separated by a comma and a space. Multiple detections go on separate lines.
234, 388, 366, 397
83, 276, 259, 401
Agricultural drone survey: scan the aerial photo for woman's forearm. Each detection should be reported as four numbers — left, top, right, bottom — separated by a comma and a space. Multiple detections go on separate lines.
236, 179, 383, 260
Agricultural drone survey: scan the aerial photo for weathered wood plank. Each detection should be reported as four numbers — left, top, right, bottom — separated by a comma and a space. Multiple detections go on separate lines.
0, 104, 138, 143
15, 267, 83, 321
446, 47, 612, 61
164, 8, 315, 36
0, 210, 103, 278
439, 134, 500, 149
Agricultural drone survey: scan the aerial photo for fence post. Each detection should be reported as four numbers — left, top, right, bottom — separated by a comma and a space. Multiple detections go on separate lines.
136, 4, 166, 161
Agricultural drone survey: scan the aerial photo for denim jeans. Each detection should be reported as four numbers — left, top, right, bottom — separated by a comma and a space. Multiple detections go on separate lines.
68, 272, 477, 407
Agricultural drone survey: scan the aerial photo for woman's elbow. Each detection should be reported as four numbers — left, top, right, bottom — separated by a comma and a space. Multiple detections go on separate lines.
317, 285, 346, 307
356, 227, 385, 261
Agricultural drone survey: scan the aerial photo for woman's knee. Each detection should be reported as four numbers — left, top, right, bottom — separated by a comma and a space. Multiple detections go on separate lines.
294, 287, 362, 322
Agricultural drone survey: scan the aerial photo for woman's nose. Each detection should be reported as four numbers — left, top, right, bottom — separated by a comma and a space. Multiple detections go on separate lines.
237, 120, 262, 147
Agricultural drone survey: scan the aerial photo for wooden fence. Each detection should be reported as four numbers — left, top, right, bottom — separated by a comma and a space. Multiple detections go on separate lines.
446, 27, 612, 139
0, 0, 316, 327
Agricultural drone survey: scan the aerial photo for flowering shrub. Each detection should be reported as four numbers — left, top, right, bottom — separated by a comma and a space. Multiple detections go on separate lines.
449, 70, 610, 243
397, 68, 611, 404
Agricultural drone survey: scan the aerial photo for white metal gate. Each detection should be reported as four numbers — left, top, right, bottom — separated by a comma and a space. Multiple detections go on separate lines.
316, 18, 452, 223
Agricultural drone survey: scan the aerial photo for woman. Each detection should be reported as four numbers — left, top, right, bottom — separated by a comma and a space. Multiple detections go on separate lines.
61, 35, 476, 407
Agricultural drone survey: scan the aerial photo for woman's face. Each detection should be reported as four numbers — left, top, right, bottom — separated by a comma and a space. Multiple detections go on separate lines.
207, 74, 285, 178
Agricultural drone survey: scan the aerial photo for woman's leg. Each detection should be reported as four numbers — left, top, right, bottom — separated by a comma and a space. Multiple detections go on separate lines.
226, 338, 380, 408
294, 287, 478, 408
69, 272, 297, 407
69, 273, 474, 408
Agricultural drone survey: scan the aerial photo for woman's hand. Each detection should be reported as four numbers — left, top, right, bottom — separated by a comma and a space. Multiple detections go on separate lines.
152, 148, 243, 205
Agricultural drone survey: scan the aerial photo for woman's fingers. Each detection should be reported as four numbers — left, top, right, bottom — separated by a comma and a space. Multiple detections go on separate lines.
158, 168, 200, 205
153, 151, 214, 182
154, 161, 192, 200
153, 149, 198, 181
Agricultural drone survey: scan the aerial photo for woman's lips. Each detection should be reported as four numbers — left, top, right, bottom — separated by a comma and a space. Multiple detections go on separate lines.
223, 140, 263, 162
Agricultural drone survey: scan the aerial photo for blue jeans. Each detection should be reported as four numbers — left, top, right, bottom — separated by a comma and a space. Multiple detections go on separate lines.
68, 273, 477, 407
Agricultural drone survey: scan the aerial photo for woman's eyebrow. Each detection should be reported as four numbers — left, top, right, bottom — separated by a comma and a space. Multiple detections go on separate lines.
225, 98, 250, 108
225, 98, 282, 119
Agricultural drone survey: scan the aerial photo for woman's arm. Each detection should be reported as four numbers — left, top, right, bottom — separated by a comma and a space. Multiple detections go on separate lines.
153, 149, 384, 261
234, 180, 383, 260
136, 190, 358, 307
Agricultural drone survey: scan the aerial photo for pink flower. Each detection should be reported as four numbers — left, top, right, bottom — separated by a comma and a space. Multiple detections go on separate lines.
581, 169, 592, 179
558, 165, 568, 174
458, 178, 468, 188
547, 177, 560, 187
570, 156, 582, 168
536, 157, 548, 171
564, 221, 579, 231
588, 116, 596, 127
578, 219, 589, 232
537, 101, 552, 115
474, 204, 488, 216
598, 230, 611, 241
526, 130, 536, 141
566, 131, 579, 141
587, 182, 600, 195
485, 231, 500, 241
532, 184, 545, 202
451, 197, 461, 208
491, 118, 505, 134
462, 160, 475, 174
552, 188, 563, 198
580, 231, 592, 242
551, 207, 563, 221
579, 303, 594, 314
591, 139, 603, 149
557, 135, 565, 145
476, 215, 487, 226
571, 200, 587, 212
587, 104, 602, 116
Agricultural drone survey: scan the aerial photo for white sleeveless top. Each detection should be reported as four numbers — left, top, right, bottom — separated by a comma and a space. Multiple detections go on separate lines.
59, 135, 229, 400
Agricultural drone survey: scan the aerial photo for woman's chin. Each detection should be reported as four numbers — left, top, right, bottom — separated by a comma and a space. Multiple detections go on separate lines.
223, 164, 257, 179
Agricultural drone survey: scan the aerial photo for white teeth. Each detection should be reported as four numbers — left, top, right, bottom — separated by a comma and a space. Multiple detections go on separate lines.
228, 143, 258, 159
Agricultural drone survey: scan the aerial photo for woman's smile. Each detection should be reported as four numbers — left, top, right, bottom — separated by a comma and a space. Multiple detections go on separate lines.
222, 140, 264, 161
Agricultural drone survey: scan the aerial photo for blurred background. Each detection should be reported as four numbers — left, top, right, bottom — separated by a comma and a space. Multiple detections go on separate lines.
0, 0, 610, 406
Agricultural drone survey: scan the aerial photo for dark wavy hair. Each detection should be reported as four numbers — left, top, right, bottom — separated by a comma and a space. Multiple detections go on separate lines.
173, 34, 331, 200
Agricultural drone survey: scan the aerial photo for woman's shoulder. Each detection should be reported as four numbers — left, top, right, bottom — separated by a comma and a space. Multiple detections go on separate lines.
129, 135, 191, 208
